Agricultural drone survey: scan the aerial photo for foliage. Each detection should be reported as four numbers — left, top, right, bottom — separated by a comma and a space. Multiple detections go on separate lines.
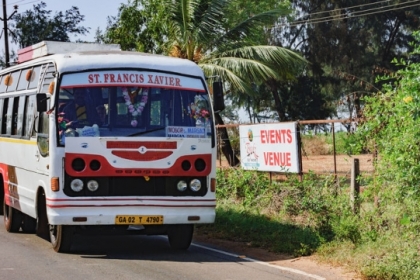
104, 0, 307, 167
103, 0, 167, 53
313, 33, 420, 278
105, 0, 307, 94
10, 1, 89, 49
264, 76, 336, 122
276, 0, 420, 124
356, 31, 420, 198
359, 239, 420, 280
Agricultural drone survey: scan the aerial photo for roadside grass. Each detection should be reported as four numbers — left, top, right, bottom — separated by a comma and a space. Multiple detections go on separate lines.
198, 168, 348, 256
198, 206, 324, 256
204, 133, 420, 279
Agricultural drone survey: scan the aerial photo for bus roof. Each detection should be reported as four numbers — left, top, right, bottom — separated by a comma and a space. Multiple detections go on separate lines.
18, 41, 121, 63
15, 41, 205, 78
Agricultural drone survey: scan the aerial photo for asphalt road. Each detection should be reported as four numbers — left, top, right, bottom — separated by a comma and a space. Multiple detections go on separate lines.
0, 217, 324, 280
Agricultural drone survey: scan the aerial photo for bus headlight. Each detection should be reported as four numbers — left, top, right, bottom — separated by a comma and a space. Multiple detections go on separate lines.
70, 179, 84, 192
177, 180, 188, 192
190, 179, 201, 192
87, 180, 99, 192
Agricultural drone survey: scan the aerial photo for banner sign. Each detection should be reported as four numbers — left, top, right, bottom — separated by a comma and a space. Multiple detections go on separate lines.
239, 122, 300, 173
60, 71, 205, 92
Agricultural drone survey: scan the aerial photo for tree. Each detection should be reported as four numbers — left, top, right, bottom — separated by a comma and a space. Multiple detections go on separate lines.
10, 1, 89, 49
104, 0, 307, 166
103, 0, 168, 53
277, 0, 420, 129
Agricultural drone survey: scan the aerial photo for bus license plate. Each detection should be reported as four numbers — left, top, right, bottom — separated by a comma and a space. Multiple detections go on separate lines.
115, 215, 163, 225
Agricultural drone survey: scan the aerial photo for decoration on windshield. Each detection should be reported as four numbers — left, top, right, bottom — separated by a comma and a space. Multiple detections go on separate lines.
122, 87, 149, 127
187, 95, 211, 128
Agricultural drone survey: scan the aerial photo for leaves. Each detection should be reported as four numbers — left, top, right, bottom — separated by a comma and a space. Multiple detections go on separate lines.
356, 31, 420, 198
11, 1, 89, 48
104, 0, 306, 96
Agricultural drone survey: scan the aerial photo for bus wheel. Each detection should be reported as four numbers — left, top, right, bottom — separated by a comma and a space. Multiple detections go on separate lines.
21, 215, 37, 233
3, 198, 23, 232
50, 225, 74, 253
167, 224, 194, 250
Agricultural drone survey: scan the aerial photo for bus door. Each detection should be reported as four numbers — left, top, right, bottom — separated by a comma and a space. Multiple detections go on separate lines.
35, 62, 56, 175
35, 108, 50, 175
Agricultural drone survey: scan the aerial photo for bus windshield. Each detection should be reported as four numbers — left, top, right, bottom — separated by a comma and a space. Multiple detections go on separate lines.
57, 79, 212, 145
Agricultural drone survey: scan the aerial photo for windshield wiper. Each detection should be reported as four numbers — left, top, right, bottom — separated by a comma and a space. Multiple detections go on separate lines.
129, 126, 165, 137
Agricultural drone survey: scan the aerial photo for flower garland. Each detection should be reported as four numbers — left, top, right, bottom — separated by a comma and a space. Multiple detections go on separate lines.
122, 87, 148, 127
188, 102, 210, 119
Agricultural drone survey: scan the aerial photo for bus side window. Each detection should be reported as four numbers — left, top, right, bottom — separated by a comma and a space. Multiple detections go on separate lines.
11, 97, 19, 136
1, 98, 8, 135
36, 111, 49, 157
0, 76, 4, 93
6, 97, 14, 135
16, 95, 28, 137
0, 99, 3, 134
38, 111, 49, 134
23, 95, 35, 138
17, 69, 29, 91
6, 71, 21, 92
28, 66, 41, 89
39, 63, 56, 94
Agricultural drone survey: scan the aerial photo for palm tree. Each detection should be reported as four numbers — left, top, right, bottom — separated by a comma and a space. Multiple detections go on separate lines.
105, 0, 307, 166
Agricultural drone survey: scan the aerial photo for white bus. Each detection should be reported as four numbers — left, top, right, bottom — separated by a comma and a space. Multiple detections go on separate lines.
0, 41, 224, 252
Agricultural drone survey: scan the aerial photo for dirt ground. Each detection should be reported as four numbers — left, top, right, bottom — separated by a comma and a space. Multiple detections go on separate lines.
301, 154, 374, 175
217, 154, 375, 175
209, 154, 370, 279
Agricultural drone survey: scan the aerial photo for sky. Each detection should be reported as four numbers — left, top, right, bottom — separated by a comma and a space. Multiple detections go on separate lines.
4, 0, 126, 49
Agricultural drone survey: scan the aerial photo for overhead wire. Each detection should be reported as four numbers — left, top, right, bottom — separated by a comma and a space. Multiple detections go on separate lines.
290, 0, 418, 19
275, 0, 420, 28
7, 0, 41, 8
286, 0, 420, 27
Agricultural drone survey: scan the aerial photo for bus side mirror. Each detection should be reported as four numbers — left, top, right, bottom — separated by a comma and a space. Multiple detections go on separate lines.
212, 81, 225, 112
36, 93, 48, 112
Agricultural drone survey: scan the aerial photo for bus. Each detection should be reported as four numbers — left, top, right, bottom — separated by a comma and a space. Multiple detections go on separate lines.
0, 41, 224, 253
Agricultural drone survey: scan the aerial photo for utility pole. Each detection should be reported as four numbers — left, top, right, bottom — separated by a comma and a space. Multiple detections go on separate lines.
1, 0, 17, 67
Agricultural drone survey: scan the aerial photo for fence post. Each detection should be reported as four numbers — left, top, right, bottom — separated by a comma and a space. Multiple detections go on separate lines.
350, 158, 360, 214
218, 132, 222, 166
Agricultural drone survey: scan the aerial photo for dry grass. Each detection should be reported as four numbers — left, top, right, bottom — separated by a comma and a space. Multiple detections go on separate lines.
301, 136, 332, 156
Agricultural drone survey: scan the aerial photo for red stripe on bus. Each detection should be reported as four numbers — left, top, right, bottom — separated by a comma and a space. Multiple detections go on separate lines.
107, 141, 177, 149
111, 150, 173, 161
46, 198, 215, 202
46, 204, 216, 208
